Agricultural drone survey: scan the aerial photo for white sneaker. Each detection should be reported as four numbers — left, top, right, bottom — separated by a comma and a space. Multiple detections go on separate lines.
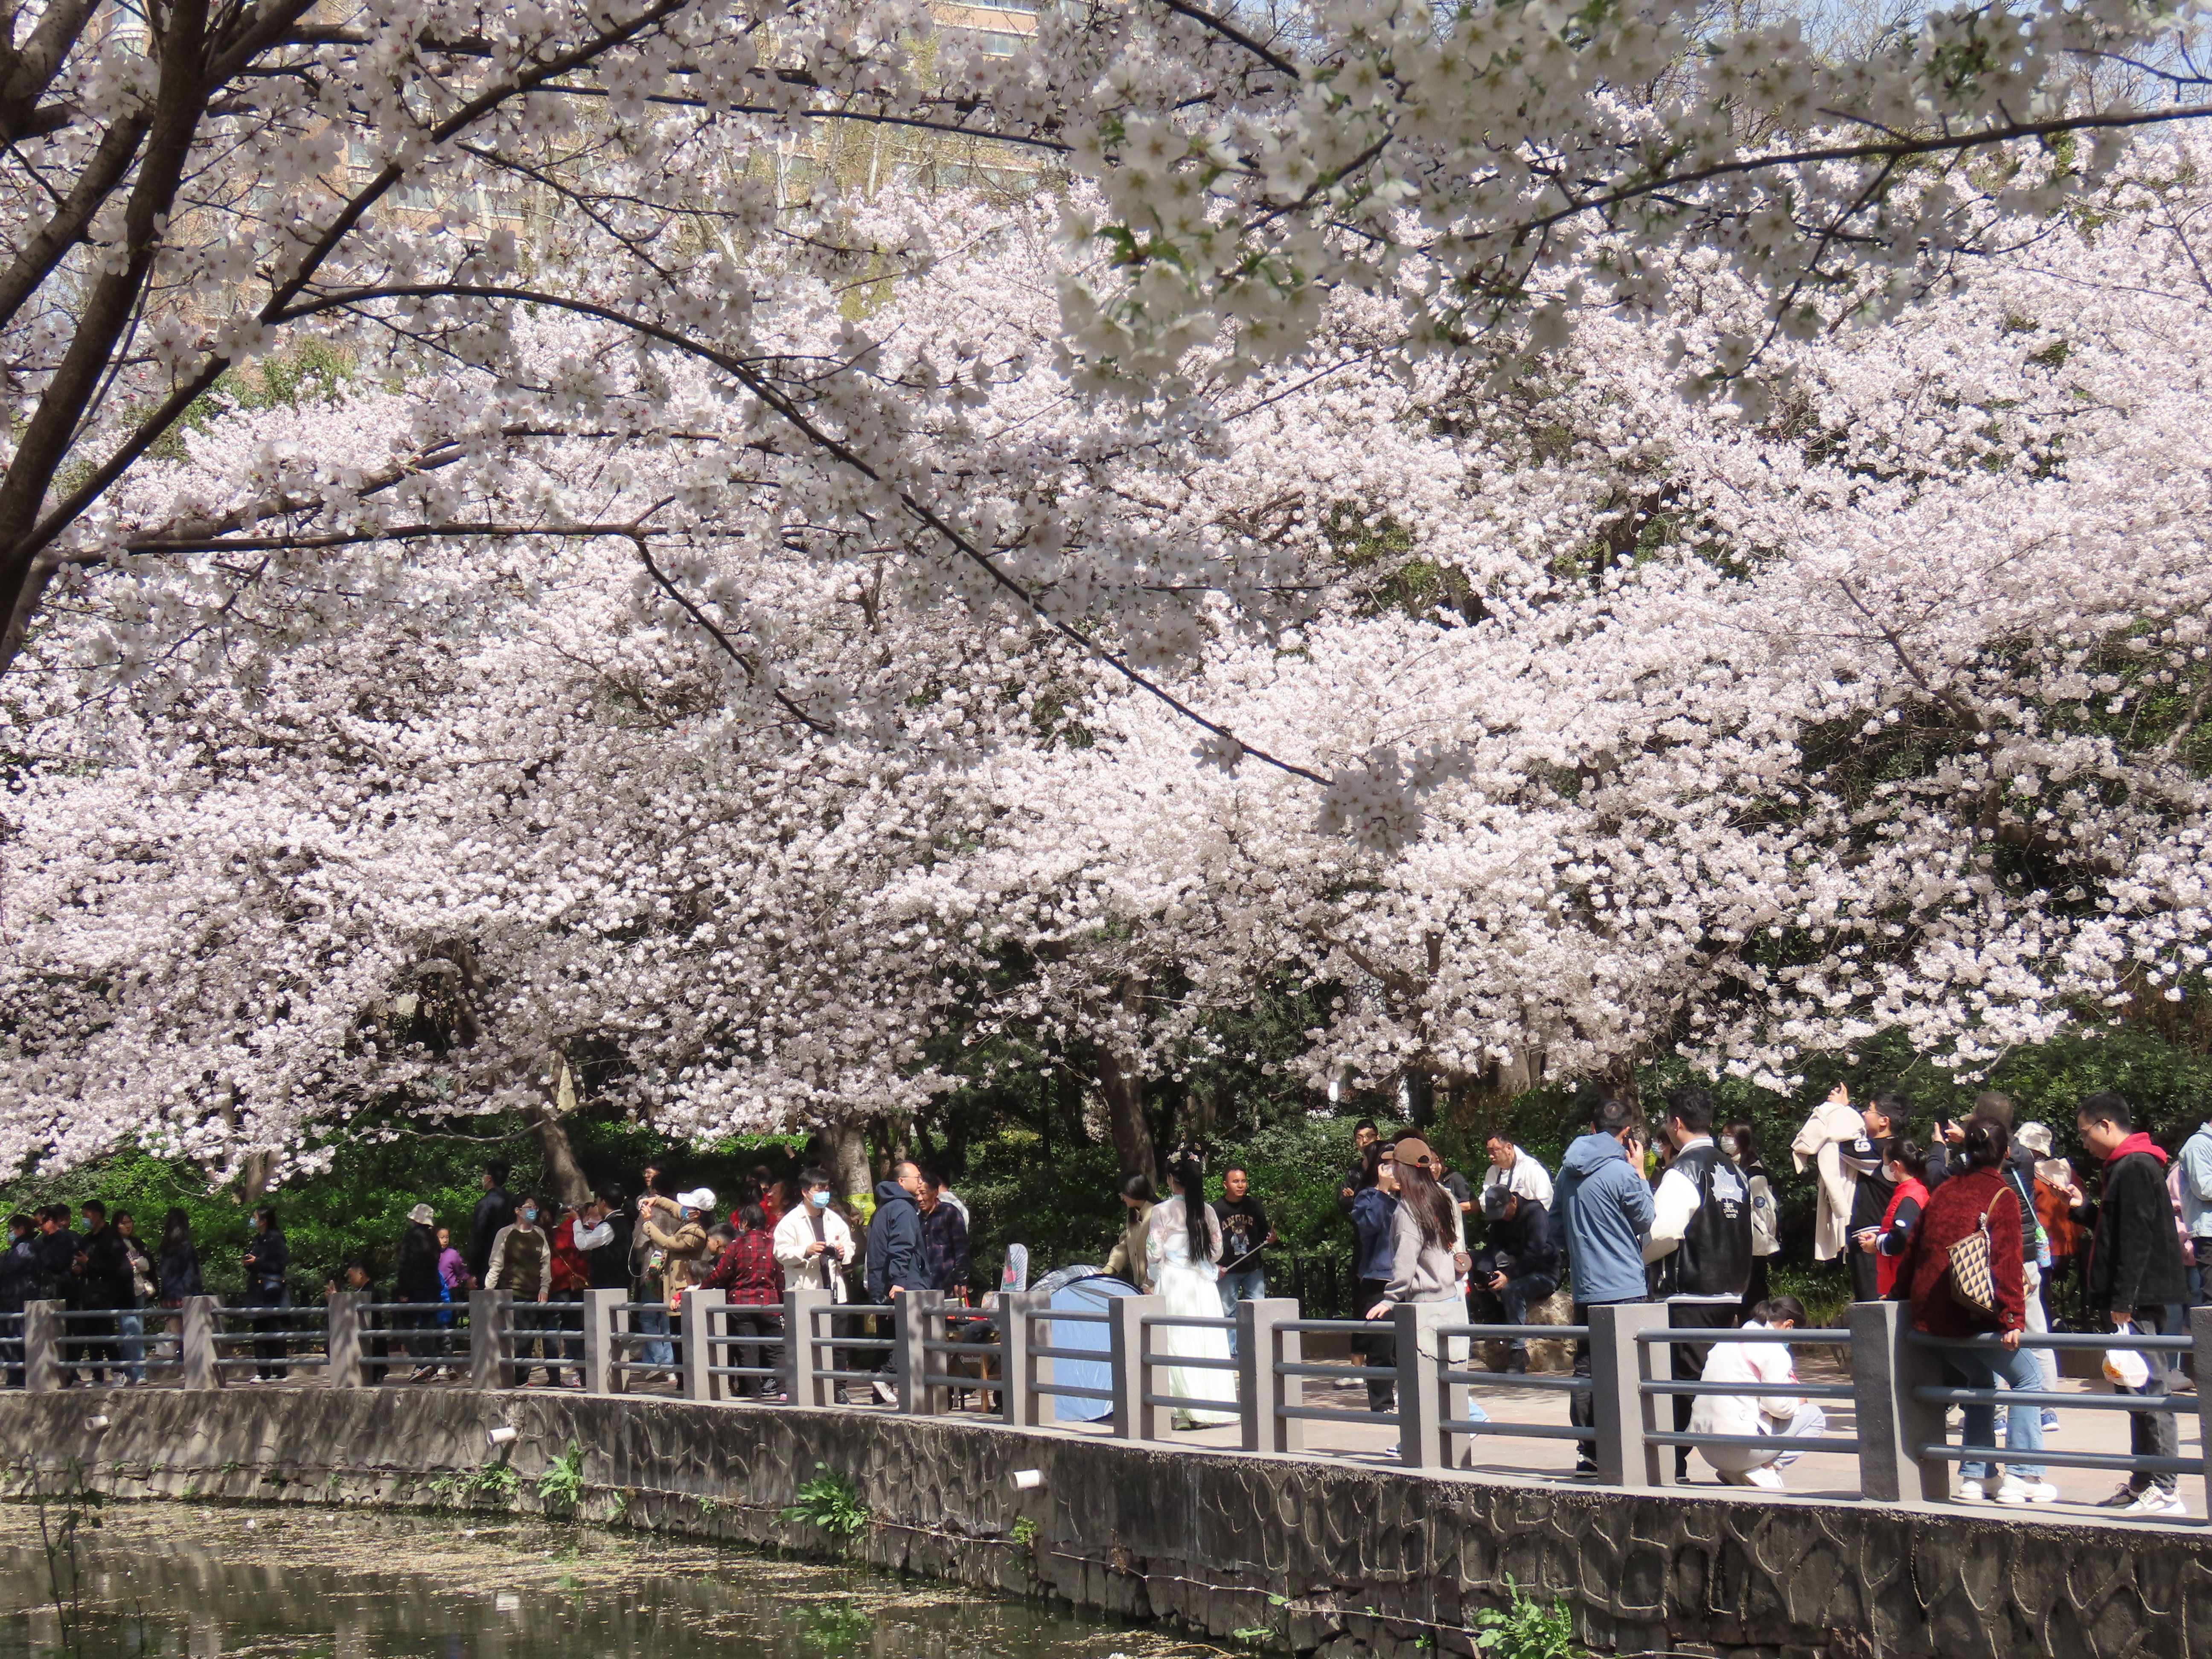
872, 1378, 898, 1405
1953, 1479, 1988, 1504
1740, 1465, 1786, 1491
2121, 1487, 2188, 1519
1994, 1477, 2058, 1506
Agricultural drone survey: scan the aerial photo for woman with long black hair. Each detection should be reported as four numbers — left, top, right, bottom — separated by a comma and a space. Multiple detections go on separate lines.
1144, 1157, 1234, 1429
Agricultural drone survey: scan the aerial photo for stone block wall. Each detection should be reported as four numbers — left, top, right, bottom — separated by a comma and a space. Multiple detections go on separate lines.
2, 1389, 2203, 1659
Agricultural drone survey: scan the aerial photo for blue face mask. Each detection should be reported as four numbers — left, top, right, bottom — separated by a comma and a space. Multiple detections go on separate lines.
521, 1208, 537, 1224
809, 1191, 831, 1210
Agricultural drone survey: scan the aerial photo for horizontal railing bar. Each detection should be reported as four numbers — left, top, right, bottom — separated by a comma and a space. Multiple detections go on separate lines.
813, 1368, 893, 1383
1912, 1387, 2191, 1413
1639, 1381, 1858, 1400
1280, 1320, 1375, 1333
1444, 1372, 1588, 1392
358, 1302, 458, 1313
1145, 1353, 1238, 1372
705, 1366, 786, 1377
1279, 1405, 1399, 1424
1647, 1432, 1863, 1452
1031, 1383, 1116, 1400
922, 1339, 1000, 1355
1913, 1445, 2202, 1474
1035, 1310, 1112, 1324
814, 1305, 896, 1319
1437, 1324, 1592, 1341
1141, 1316, 1236, 1330
1446, 1422, 1592, 1442
1636, 1329, 1852, 1345
1907, 1330, 2192, 1352
1026, 1344, 1112, 1363
1278, 1361, 1394, 1381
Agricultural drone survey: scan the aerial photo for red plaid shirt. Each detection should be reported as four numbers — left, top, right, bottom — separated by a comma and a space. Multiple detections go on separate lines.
699, 1228, 783, 1306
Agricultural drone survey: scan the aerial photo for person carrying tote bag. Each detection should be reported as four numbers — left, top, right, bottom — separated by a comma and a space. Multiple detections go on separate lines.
1887, 1117, 2051, 1506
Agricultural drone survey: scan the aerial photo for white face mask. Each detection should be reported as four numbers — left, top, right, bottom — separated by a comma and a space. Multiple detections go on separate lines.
1720, 1135, 1739, 1157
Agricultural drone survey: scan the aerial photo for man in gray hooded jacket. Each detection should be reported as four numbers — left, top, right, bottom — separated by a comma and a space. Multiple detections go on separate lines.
1556, 1097, 1656, 1474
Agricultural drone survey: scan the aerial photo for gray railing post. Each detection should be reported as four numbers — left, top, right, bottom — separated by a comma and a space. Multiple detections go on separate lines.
180, 1296, 219, 1390
469, 1288, 513, 1390
1238, 1297, 1303, 1454
896, 1289, 944, 1415
1394, 1303, 1444, 1469
2192, 1307, 2212, 1519
1589, 1301, 1668, 1488
784, 1289, 833, 1407
1109, 1293, 1165, 1441
998, 1290, 1048, 1427
326, 1291, 367, 1389
682, 1287, 726, 1403
22, 1300, 60, 1393
1852, 1301, 1916, 1502
1875, 1303, 1953, 1502
582, 1288, 622, 1395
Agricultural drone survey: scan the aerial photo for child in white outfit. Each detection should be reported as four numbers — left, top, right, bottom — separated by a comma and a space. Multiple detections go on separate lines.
1688, 1295, 1827, 1490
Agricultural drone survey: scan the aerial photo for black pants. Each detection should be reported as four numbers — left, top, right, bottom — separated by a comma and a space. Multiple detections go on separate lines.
1353, 1276, 1397, 1412
728, 1307, 783, 1398
74, 1310, 120, 1381
246, 1288, 290, 1379
2120, 1305, 2180, 1494
1849, 1245, 1879, 1304
1669, 1301, 1741, 1476
1568, 1296, 1647, 1470
1736, 1257, 1772, 1320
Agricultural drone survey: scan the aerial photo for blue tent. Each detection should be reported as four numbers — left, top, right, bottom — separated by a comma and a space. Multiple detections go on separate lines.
1035, 1266, 1136, 1424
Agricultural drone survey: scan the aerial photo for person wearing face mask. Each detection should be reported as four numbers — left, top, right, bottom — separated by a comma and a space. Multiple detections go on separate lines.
772, 1167, 856, 1295
484, 1196, 558, 1386
773, 1169, 857, 1395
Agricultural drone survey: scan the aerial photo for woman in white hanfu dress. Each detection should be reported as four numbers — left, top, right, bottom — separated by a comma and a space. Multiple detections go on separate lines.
1145, 1158, 1237, 1428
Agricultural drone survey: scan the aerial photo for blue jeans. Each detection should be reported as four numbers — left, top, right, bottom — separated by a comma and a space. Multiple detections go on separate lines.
1218, 1268, 1266, 1356
1944, 1343, 2046, 1481
119, 1312, 146, 1382
635, 1304, 673, 1371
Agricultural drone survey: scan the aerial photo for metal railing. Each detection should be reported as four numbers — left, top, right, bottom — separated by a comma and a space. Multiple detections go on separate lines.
10, 1285, 2207, 1522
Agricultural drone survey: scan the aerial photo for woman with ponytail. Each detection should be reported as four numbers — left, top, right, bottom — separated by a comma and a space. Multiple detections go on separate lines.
1144, 1157, 1235, 1429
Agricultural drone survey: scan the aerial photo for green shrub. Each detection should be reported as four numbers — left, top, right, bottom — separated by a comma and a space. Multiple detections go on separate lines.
780, 1464, 870, 1545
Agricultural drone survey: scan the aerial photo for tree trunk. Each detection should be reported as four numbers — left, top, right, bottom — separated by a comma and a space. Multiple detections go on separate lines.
524, 1057, 591, 1208
816, 1118, 873, 1207
1097, 1047, 1156, 1187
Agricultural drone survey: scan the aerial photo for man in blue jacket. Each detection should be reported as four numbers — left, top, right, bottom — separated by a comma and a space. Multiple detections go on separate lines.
1555, 1098, 1656, 1475
864, 1161, 928, 1403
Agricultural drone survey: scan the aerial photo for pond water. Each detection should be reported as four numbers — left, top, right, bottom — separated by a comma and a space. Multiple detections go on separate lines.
0, 1505, 1194, 1659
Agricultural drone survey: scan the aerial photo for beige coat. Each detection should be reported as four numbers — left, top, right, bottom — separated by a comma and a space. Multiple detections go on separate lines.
1102, 1201, 1154, 1291
643, 1212, 709, 1310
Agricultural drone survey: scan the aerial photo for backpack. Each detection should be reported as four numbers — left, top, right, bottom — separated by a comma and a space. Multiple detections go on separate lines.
1746, 1170, 1779, 1257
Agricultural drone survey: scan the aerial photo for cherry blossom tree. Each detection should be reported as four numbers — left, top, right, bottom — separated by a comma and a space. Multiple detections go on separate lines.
5, 0, 2212, 765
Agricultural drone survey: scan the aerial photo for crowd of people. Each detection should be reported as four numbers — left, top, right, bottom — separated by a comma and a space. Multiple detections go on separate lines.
4, 1087, 2208, 1515
1097, 1087, 2206, 1514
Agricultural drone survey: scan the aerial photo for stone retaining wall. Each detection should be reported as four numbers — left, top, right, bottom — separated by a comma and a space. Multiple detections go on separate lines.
2, 1388, 2203, 1659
